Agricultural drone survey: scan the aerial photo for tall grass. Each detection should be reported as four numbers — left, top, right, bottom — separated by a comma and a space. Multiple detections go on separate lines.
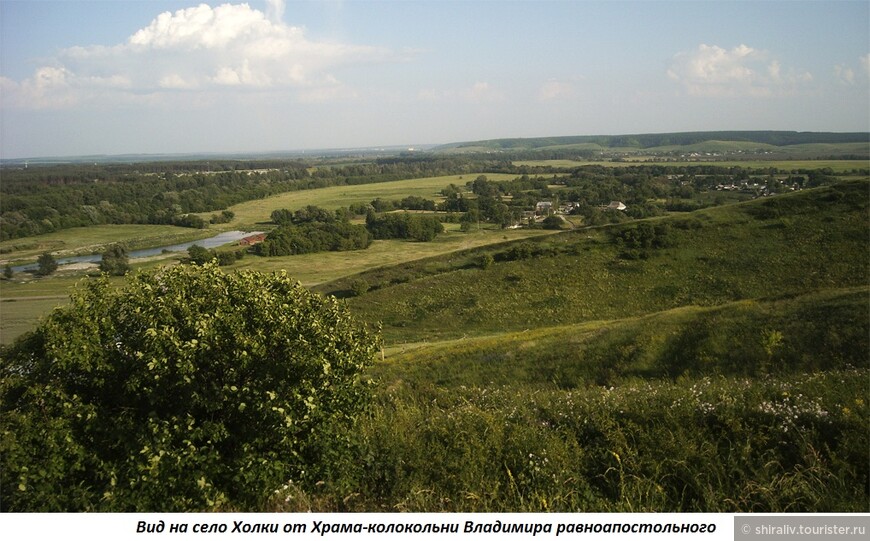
271, 368, 867, 512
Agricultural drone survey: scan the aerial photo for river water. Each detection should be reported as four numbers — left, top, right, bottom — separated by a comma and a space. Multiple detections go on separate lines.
9, 230, 263, 273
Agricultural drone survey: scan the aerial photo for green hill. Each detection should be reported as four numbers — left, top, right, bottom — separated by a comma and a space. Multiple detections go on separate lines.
331, 179, 868, 345
435, 131, 869, 152
311, 179, 869, 512
374, 286, 869, 390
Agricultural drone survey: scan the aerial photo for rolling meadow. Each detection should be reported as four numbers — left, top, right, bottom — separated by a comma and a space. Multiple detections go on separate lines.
1, 138, 868, 511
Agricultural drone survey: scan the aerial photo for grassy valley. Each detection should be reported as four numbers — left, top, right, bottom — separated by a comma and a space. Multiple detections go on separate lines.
2, 133, 868, 511
310, 180, 868, 512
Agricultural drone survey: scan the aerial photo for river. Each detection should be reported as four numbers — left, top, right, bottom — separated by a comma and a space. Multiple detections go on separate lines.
9, 230, 264, 273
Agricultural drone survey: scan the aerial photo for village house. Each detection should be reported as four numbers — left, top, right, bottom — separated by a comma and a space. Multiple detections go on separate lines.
535, 201, 554, 216
606, 201, 627, 211
238, 233, 267, 246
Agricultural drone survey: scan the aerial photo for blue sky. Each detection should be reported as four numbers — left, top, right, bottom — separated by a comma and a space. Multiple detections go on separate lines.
1, 0, 868, 158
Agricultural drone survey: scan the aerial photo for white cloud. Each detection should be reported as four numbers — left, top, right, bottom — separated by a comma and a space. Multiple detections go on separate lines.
4, 2, 393, 109
834, 54, 870, 85
466, 81, 499, 102
265, 0, 286, 23
1, 67, 78, 109
537, 80, 576, 102
668, 44, 811, 97
834, 64, 855, 85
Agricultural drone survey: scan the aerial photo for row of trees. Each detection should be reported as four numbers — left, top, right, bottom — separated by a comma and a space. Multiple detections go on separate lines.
365, 213, 444, 242
255, 221, 372, 257
257, 205, 446, 257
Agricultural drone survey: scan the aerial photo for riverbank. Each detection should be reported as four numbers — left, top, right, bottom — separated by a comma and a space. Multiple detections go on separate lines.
4, 229, 263, 273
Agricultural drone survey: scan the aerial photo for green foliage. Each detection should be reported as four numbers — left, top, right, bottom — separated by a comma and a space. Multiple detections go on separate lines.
209, 210, 235, 224
99, 244, 130, 276
35, 252, 57, 276
0, 263, 379, 511
215, 249, 244, 266
172, 214, 207, 229
365, 212, 444, 242
541, 215, 564, 230
3, 264, 12, 279
187, 244, 214, 265
257, 221, 371, 256
479, 253, 494, 270
350, 279, 370, 297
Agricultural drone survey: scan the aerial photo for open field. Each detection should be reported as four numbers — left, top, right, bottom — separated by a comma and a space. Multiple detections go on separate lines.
514, 159, 870, 172
221, 173, 519, 227
0, 297, 68, 344
230, 225, 555, 286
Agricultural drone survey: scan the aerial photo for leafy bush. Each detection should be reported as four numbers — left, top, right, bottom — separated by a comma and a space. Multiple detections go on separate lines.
351, 279, 370, 297
0, 263, 379, 511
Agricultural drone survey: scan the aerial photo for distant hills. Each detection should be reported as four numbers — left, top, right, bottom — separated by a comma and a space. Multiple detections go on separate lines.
434, 131, 870, 152
4, 131, 868, 165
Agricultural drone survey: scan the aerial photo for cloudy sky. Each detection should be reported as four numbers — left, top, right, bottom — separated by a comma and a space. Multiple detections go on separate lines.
1, 0, 868, 158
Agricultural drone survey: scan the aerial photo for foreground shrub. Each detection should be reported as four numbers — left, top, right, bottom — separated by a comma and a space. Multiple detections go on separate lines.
1, 263, 379, 511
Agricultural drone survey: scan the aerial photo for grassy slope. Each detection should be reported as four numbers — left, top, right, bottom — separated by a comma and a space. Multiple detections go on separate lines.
318, 180, 869, 512
374, 287, 869, 390
343, 179, 869, 345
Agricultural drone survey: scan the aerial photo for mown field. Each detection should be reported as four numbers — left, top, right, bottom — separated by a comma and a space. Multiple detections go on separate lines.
221, 173, 519, 228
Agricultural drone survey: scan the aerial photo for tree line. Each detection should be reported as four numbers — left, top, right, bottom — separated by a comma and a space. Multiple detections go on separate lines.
0, 156, 506, 241
254, 205, 446, 257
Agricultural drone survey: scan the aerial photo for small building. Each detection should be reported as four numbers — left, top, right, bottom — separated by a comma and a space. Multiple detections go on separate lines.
535, 201, 554, 215
607, 201, 627, 211
239, 233, 267, 246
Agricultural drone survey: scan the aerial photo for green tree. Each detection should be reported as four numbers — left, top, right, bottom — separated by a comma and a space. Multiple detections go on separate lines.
36, 252, 57, 276
99, 244, 130, 276
3, 264, 12, 279
0, 263, 379, 511
187, 244, 214, 265
542, 215, 564, 230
